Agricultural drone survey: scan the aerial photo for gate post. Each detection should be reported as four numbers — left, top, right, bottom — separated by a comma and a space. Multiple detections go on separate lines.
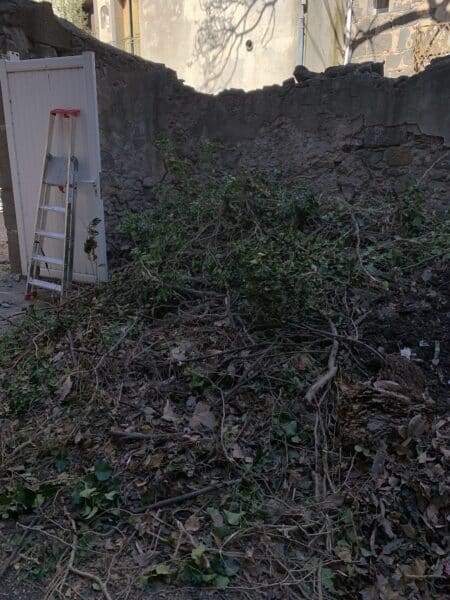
0, 91, 21, 273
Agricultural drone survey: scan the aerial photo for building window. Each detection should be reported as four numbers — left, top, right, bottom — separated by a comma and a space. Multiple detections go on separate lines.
373, 0, 389, 13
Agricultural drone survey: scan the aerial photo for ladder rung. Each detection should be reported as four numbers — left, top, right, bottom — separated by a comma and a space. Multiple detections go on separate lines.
28, 278, 62, 293
40, 204, 66, 213
35, 229, 65, 240
31, 254, 64, 266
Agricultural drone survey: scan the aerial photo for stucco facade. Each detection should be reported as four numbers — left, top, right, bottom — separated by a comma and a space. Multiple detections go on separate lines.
92, 1, 449, 91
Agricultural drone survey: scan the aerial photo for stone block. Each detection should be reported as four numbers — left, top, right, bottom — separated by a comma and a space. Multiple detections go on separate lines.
325, 62, 384, 78
401, 49, 414, 67
372, 32, 393, 54
384, 52, 403, 74
397, 26, 414, 51
364, 126, 408, 147
384, 147, 413, 166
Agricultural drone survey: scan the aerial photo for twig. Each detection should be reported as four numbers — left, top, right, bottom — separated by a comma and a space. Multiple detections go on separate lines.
110, 429, 209, 443
305, 322, 339, 404
224, 344, 274, 399
93, 318, 137, 371
291, 323, 384, 360
181, 343, 263, 364
341, 197, 381, 285
69, 567, 113, 600
66, 330, 78, 368
419, 149, 449, 182
0, 518, 38, 579
110, 430, 163, 441
132, 478, 241, 514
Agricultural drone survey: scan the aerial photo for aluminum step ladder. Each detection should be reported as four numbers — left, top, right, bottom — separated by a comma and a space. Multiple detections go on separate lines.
25, 108, 80, 301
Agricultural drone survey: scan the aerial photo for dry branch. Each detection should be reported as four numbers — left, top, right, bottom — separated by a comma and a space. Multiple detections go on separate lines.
305, 322, 339, 404
132, 478, 241, 514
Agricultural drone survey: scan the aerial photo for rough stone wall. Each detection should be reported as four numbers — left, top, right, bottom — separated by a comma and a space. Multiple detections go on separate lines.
351, 0, 450, 77
0, 1, 449, 266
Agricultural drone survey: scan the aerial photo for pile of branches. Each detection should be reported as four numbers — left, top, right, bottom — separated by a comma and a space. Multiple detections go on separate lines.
0, 143, 448, 598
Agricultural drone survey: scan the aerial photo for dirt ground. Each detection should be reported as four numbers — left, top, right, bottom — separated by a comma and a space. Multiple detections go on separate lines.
0, 264, 27, 335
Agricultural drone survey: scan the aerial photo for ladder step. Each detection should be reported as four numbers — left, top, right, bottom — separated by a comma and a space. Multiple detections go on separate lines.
35, 229, 65, 240
40, 204, 66, 213
31, 253, 64, 266
28, 278, 62, 293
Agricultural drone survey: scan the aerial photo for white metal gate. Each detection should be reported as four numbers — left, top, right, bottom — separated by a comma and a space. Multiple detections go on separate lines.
0, 52, 108, 283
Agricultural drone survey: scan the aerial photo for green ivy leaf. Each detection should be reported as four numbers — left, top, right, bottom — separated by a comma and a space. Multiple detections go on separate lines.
223, 557, 240, 576
321, 567, 335, 592
154, 563, 171, 576
79, 486, 97, 499
224, 510, 244, 526
94, 461, 112, 481
191, 543, 206, 565
214, 575, 230, 589
281, 420, 297, 437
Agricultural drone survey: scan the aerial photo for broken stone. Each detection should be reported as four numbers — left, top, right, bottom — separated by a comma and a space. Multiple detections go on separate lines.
293, 65, 318, 83
384, 147, 413, 167
324, 61, 384, 78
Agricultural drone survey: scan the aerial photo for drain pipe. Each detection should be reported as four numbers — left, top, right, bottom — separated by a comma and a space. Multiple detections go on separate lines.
343, 0, 353, 64
297, 0, 307, 65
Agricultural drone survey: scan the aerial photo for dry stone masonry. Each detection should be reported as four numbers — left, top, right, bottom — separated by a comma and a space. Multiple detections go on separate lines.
0, 0, 449, 265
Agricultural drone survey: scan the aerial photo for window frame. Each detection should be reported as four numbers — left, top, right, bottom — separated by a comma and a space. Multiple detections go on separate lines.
372, 0, 390, 14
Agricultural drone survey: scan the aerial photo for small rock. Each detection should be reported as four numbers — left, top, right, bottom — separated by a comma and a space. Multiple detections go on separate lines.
186, 396, 196, 411
293, 65, 318, 83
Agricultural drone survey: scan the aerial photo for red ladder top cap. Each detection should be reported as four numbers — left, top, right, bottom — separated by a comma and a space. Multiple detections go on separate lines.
50, 108, 80, 117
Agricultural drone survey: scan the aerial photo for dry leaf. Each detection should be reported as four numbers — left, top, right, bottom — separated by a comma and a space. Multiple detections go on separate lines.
145, 453, 163, 469
231, 443, 246, 459
185, 515, 201, 532
407, 414, 427, 438
59, 375, 72, 401
189, 401, 216, 431
162, 399, 177, 422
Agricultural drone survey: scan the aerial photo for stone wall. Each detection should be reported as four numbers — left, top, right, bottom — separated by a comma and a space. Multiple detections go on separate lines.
0, 1, 449, 268
351, 0, 450, 77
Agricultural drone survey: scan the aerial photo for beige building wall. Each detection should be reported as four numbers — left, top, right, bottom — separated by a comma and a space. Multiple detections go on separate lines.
92, 1, 449, 91
137, 0, 299, 93
303, 0, 346, 72
94, 0, 124, 48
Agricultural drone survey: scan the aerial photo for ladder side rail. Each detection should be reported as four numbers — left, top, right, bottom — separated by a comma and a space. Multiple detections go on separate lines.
63, 160, 77, 296
31, 183, 52, 281
25, 114, 56, 299
61, 114, 77, 298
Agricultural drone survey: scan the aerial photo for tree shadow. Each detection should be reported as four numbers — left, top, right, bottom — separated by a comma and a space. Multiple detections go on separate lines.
192, 0, 278, 92
304, 0, 346, 70
351, 0, 449, 56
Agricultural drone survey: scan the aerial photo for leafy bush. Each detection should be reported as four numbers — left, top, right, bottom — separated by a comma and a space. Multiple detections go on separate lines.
121, 139, 449, 324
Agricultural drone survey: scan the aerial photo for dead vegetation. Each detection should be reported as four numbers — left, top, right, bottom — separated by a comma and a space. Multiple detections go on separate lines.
0, 141, 449, 598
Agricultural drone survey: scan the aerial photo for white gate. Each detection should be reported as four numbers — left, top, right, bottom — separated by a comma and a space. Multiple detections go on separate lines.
0, 52, 107, 283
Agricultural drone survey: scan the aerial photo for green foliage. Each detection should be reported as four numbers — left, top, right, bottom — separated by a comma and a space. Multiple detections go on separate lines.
84, 217, 101, 262
0, 307, 59, 415
71, 461, 119, 520
45, 0, 88, 31
0, 483, 58, 519
122, 139, 449, 326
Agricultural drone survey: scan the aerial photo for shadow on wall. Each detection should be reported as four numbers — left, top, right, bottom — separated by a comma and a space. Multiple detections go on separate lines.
304, 0, 346, 71
351, 0, 449, 58
193, 0, 278, 93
